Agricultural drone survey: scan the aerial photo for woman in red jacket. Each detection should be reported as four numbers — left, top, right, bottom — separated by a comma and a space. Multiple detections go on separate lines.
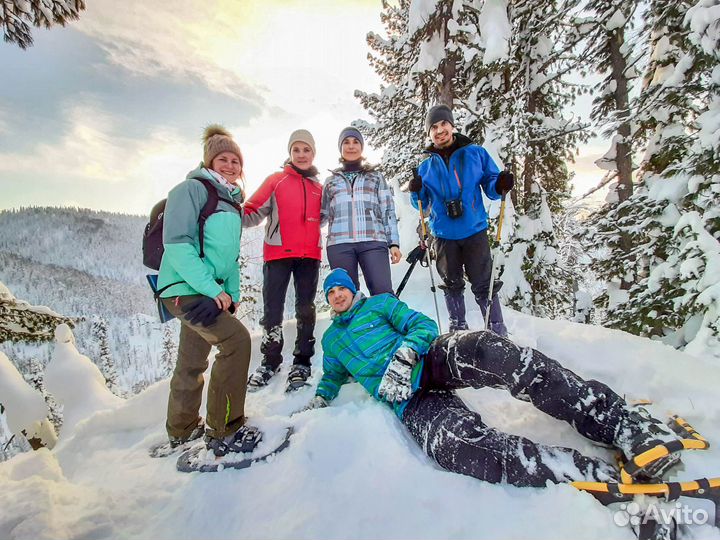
243, 129, 323, 392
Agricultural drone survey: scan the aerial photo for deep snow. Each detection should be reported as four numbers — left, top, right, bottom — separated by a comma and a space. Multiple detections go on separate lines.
1, 266, 720, 540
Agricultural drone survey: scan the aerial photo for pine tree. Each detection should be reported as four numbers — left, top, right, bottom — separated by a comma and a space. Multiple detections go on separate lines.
577, 0, 641, 306
603, 0, 699, 335
644, 0, 720, 354
159, 324, 176, 379
24, 358, 62, 435
91, 317, 123, 397
1, 0, 86, 49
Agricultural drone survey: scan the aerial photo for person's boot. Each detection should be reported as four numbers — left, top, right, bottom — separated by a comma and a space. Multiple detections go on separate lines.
477, 293, 508, 337
205, 424, 263, 457
614, 405, 681, 481
286, 363, 311, 393
443, 289, 468, 332
247, 363, 280, 392
168, 418, 205, 448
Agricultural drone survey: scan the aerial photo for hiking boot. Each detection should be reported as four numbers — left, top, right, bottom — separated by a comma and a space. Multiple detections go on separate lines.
205, 424, 263, 457
444, 289, 468, 333
615, 405, 681, 481
169, 419, 205, 448
478, 293, 508, 338
286, 364, 311, 393
247, 364, 280, 392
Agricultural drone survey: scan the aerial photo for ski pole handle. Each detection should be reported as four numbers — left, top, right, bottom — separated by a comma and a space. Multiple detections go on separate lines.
418, 199, 428, 241
495, 193, 506, 244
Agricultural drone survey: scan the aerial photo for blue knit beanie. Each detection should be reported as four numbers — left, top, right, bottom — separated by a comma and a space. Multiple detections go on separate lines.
323, 268, 357, 300
338, 126, 364, 153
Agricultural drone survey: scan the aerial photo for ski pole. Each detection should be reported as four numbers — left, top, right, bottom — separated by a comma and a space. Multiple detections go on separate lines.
418, 200, 443, 334
484, 192, 507, 331
395, 244, 424, 298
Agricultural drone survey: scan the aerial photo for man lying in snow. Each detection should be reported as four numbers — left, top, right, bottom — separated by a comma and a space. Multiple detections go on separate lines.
298, 268, 680, 487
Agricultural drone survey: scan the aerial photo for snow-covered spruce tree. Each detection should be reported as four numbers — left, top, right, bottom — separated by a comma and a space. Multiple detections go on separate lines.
355, 0, 435, 189
485, 0, 585, 317
577, 0, 641, 307
91, 317, 122, 397
159, 324, 175, 379
641, 0, 720, 355
24, 357, 62, 435
0, 281, 75, 343
604, 0, 699, 336
501, 184, 569, 318
1, 0, 86, 49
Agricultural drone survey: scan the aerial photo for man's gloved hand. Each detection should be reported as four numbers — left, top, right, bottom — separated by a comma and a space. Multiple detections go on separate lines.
293, 395, 328, 415
182, 296, 222, 327
378, 347, 418, 403
408, 168, 423, 193
496, 170, 514, 195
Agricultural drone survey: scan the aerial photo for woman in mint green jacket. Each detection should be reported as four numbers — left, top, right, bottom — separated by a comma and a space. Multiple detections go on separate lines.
157, 125, 261, 458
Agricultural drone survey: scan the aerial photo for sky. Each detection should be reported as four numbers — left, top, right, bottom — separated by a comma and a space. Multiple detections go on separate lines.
0, 0, 608, 215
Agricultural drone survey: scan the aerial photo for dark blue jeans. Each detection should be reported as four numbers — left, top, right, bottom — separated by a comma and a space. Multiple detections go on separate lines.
326, 240, 393, 296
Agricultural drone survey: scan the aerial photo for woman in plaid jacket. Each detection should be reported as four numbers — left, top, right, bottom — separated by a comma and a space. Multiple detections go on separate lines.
321, 127, 401, 295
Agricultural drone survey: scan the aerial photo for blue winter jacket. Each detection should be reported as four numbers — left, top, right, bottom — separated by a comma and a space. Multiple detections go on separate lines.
411, 134, 501, 240
316, 293, 439, 418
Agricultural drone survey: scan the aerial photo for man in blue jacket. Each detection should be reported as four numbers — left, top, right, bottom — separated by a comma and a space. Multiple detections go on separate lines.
299, 269, 680, 487
409, 104, 513, 335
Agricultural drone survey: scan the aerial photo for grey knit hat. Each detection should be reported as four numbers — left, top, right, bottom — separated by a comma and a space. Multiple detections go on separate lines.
338, 126, 364, 152
202, 124, 243, 168
424, 105, 455, 133
287, 129, 316, 155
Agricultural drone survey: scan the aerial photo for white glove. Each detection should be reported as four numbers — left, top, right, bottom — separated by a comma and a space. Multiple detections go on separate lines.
378, 347, 418, 403
294, 395, 328, 415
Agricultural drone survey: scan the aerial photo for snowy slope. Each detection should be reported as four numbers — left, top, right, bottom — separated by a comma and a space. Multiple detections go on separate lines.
1, 263, 720, 540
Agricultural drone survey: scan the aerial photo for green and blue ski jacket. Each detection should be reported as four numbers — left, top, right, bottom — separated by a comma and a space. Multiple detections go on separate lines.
316, 293, 439, 418
158, 165, 243, 301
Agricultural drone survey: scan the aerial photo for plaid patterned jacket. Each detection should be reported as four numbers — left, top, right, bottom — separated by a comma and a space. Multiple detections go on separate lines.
321, 166, 400, 247
316, 293, 439, 418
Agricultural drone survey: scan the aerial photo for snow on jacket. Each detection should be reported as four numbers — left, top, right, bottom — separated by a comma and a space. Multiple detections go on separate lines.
321, 165, 400, 247
158, 165, 243, 301
243, 165, 323, 261
316, 292, 438, 418
410, 134, 501, 240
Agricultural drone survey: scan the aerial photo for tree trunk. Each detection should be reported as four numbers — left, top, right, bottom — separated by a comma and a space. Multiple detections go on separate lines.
609, 27, 634, 289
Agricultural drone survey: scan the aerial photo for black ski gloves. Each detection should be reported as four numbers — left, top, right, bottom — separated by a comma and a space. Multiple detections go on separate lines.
408, 168, 423, 193
182, 297, 235, 326
496, 170, 514, 195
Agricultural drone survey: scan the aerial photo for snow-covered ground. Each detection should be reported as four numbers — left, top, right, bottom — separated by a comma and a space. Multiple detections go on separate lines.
1, 266, 720, 540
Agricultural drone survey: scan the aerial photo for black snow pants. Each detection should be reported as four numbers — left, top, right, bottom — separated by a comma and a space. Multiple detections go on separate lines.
260, 257, 320, 369
401, 331, 624, 487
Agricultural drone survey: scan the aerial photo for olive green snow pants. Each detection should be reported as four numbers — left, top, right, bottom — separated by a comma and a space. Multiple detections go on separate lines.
162, 295, 251, 439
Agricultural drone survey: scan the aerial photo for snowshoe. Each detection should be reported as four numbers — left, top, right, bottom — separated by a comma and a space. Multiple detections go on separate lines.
177, 426, 293, 473
615, 405, 682, 482
205, 424, 263, 457
247, 364, 279, 392
285, 364, 311, 393
149, 419, 205, 458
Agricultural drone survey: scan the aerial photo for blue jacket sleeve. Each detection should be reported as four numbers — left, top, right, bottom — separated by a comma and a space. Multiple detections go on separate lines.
162, 180, 224, 298
316, 353, 350, 402
476, 146, 501, 200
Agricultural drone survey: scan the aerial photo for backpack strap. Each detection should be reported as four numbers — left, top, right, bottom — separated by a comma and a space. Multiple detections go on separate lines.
192, 177, 242, 259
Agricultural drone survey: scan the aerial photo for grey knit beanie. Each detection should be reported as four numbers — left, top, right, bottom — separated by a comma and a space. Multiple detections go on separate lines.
424, 105, 455, 133
338, 126, 364, 152
287, 129, 316, 155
